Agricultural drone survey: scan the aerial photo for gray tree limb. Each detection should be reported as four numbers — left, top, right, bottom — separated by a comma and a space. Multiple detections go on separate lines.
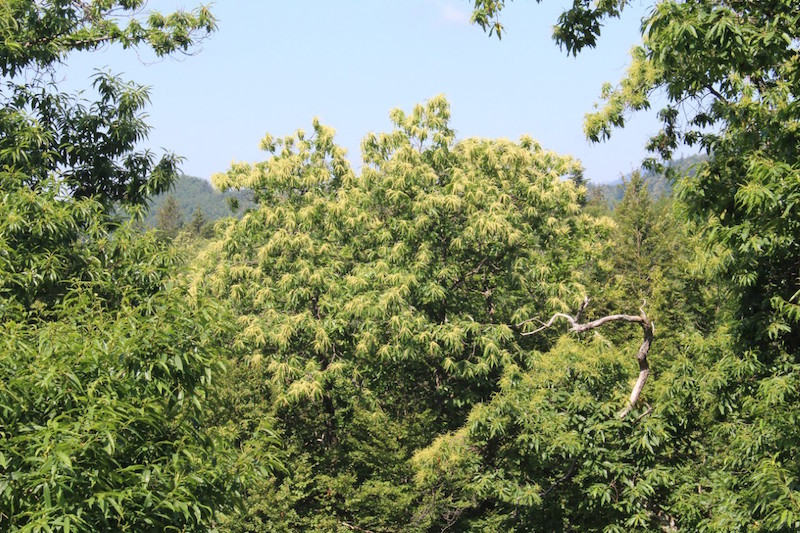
518, 297, 653, 418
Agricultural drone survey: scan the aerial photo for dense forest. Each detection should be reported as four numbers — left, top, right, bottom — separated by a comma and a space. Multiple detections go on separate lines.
1, 1, 799, 532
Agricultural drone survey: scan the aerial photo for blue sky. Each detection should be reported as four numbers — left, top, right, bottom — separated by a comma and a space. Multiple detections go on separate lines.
64, 0, 666, 184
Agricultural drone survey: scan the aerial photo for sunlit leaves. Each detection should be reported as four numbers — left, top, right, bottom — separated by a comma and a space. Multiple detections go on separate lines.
1, 0, 218, 210
198, 96, 597, 530
584, 47, 659, 143
471, 0, 629, 54
0, 2, 259, 530
412, 334, 667, 530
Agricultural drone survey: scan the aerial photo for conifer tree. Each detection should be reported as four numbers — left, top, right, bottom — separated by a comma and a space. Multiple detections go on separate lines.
613, 172, 655, 301
155, 194, 184, 238
188, 208, 210, 238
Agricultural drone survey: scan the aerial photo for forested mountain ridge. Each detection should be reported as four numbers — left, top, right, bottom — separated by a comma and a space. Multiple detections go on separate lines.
587, 153, 706, 207
147, 165, 694, 235
142, 174, 256, 228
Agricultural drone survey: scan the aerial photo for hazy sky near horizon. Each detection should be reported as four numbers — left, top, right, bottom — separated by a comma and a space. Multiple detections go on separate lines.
62, 0, 667, 184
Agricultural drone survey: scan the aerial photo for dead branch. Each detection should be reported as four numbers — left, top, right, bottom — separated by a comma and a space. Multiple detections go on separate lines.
518, 298, 653, 419
339, 521, 376, 533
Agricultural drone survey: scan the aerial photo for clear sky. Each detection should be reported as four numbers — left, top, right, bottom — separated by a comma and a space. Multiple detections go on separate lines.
63, 0, 666, 184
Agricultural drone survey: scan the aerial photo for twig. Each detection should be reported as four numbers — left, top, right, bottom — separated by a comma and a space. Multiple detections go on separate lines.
634, 403, 654, 423
541, 456, 579, 497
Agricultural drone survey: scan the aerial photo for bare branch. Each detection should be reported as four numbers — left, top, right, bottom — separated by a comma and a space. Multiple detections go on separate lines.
339, 521, 376, 533
519, 313, 576, 336
569, 312, 647, 333
705, 84, 729, 104
634, 403, 654, 423
449, 256, 488, 293
519, 298, 654, 419
574, 295, 590, 322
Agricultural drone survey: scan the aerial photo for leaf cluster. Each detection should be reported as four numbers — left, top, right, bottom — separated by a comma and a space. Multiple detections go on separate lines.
0, 0, 216, 77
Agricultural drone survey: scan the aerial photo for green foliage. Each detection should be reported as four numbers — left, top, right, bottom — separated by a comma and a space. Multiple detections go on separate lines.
0, 174, 102, 316
0, 283, 239, 531
0, 72, 183, 209
0, 2, 270, 531
578, 0, 800, 355
409, 167, 712, 530
198, 96, 603, 530
0, 165, 272, 531
610, 172, 661, 304
0, 0, 216, 77
7, 0, 798, 529
0, 185, 247, 530
187, 208, 214, 239
587, 8, 800, 527
471, 0, 628, 53
470, 0, 512, 39
469, 0, 800, 528
202, 354, 286, 533
412, 337, 662, 531
1, 1, 217, 210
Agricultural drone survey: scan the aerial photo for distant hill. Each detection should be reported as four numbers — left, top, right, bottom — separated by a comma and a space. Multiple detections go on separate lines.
142, 175, 256, 228
587, 153, 707, 207
143, 157, 706, 228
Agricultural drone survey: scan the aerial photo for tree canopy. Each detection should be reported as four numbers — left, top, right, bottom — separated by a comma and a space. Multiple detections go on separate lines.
4, 0, 800, 530
0, 3, 278, 531
0, 1, 216, 210
194, 95, 621, 530
465, 0, 800, 529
